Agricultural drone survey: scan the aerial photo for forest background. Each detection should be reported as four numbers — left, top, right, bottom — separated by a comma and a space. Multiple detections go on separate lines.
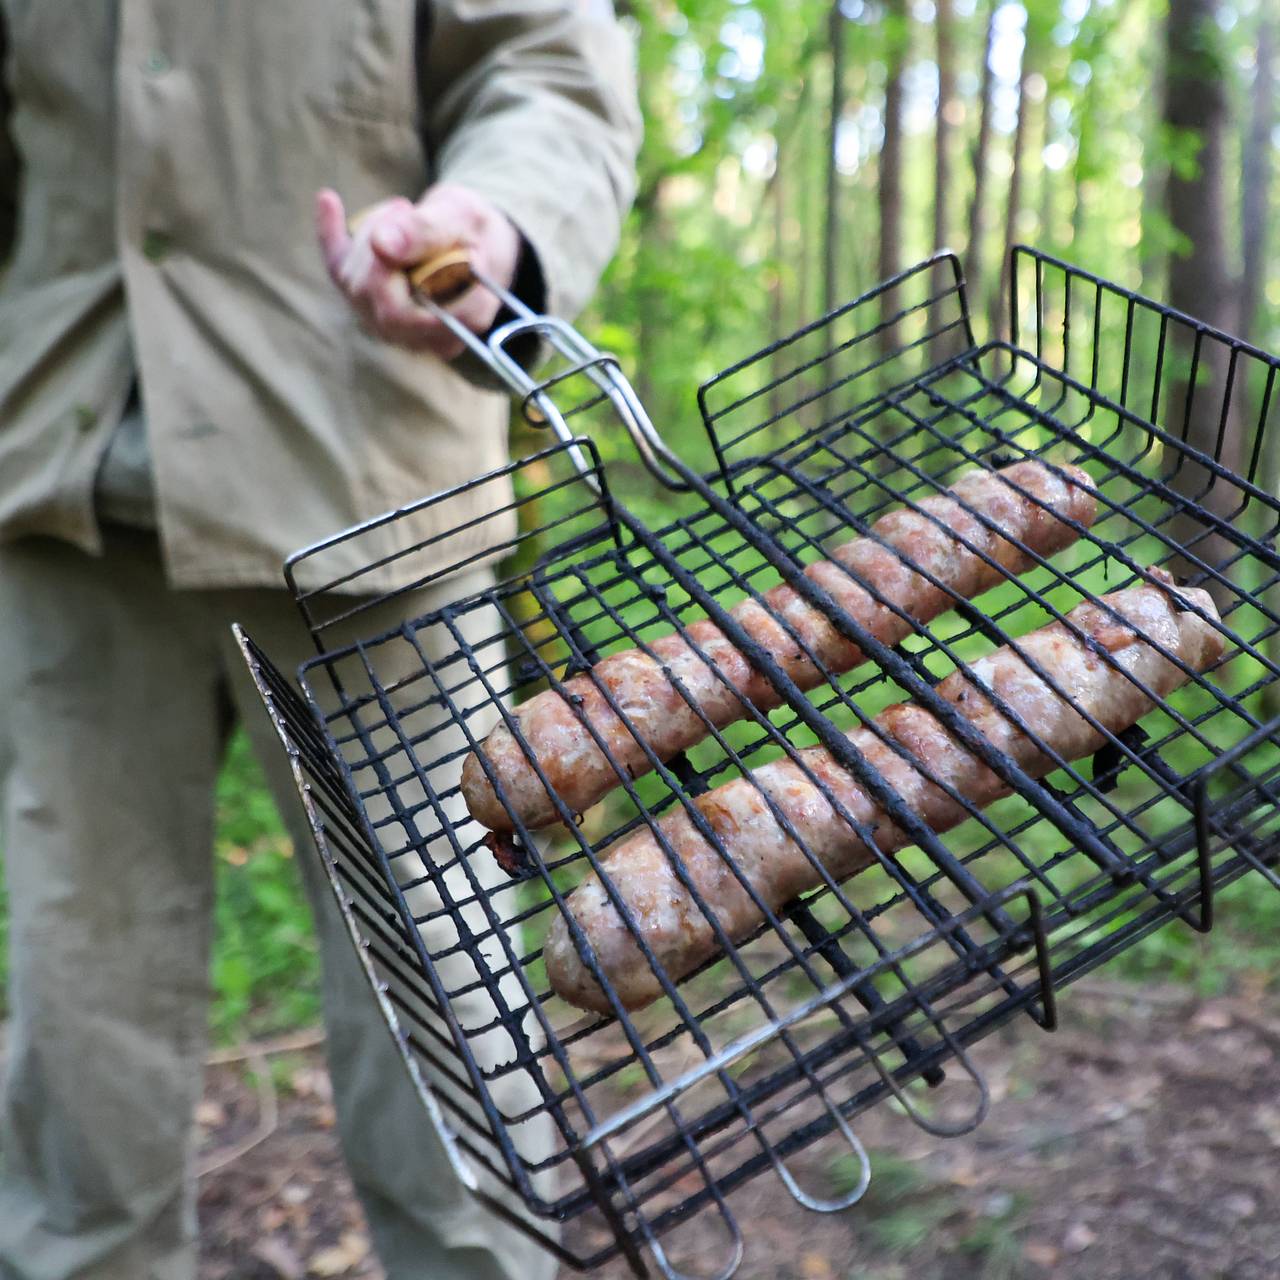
3, 0, 1274, 1045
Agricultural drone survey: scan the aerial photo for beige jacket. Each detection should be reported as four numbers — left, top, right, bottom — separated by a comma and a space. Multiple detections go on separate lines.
0, 1, 639, 589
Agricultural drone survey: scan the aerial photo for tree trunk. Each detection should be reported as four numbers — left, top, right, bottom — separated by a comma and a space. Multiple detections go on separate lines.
770, 162, 788, 424
1240, 11, 1280, 710
798, 92, 814, 328
819, 0, 848, 429
824, 0, 847, 320
1240, 10, 1274, 344
930, 0, 957, 357
966, 3, 998, 323
1037, 93, 1055, 253
931, 0, 956, 256
1069, 76, 1095, 253
878, 0, 907, 356
632, 179, 668, 414
990, 28, 1031, 343
1138, 95, 1168, 297
1164, 0, 1239, 594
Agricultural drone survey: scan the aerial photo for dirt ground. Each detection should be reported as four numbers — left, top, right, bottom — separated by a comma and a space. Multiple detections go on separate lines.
192, 977, 1280, 1280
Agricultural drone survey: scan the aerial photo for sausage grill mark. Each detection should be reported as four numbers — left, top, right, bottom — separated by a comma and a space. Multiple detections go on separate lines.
543, 576, 1224, 1014
462, 460, 1099, 836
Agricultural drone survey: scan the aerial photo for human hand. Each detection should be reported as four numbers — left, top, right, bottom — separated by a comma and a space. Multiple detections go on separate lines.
315, 183, 521, 359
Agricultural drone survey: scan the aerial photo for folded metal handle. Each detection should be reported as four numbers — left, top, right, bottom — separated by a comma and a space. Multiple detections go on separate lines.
385, 240, 693, 493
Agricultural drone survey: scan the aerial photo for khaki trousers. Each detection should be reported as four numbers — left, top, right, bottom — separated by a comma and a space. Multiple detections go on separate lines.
0, 530, 555, 1280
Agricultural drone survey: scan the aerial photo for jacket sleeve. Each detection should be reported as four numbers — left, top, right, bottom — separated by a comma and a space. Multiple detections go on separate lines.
0, 13, 19, 265
422, 0, 641, 326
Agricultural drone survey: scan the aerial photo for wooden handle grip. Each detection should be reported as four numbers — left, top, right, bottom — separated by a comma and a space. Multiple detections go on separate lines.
406, 246, 473, 303
347, 208, 474, 304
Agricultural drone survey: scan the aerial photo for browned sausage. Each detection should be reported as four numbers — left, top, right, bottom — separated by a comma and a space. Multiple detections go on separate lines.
544, 572, 1223, 1013
462, 460, 1098, 834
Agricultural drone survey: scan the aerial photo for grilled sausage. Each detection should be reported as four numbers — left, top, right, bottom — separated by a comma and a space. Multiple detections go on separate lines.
463, 460, 1098, 834
544, 572, 1223, 1013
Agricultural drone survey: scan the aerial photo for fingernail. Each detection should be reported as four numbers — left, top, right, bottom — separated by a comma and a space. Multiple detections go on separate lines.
374, 224, 409, 257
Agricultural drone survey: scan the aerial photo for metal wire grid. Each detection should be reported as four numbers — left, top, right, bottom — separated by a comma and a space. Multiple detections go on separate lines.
240, 622, 1056, 1278
694, 246, 1280, 974
267, 444, 1042, 1275
237, 248, 1280, 1276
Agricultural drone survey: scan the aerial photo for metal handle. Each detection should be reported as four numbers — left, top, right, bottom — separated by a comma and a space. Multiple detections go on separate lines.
346, 211, 692, 492
769, 1103, 872, 1213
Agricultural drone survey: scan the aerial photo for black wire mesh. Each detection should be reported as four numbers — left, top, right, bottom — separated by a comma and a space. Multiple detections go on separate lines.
238, 247, 1280, 1278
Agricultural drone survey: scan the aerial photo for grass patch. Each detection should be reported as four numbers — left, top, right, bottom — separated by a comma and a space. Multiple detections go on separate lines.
831, 1151, 1031, 1277
1111, 873, 1280, 995
831, 1151, 957, 1254
209, 734, 321, 1042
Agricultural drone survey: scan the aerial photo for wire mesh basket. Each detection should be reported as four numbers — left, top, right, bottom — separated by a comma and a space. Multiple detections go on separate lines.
238, 247, 1280, 1278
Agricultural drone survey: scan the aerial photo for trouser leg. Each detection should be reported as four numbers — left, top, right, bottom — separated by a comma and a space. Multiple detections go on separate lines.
0, 534, 225, 1280
219, 575, 557, 1280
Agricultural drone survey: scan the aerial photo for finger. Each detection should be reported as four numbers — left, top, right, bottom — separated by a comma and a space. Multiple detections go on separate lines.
314, 189, 352, 280
369, 207, 420, 263
338, 238, 381, 300
365, 293, 468, 359
362, 237, 497, 339
388, 288, 497, 362
440, 285, 501, 338
355, 268, 462, 357
336, 209, 407, 305
417, 184, 520, 290
370, 193, 476, 270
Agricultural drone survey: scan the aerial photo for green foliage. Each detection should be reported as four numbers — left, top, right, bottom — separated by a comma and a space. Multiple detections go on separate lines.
957, 1191, 1032, 1280
209, 734, 320, 1042
1159, 121, 1210, 185
1114, 875, 1280, 993
3, 0, 1279, 1052
828, 1153, 1030, 1274
592, 0, 1279, 458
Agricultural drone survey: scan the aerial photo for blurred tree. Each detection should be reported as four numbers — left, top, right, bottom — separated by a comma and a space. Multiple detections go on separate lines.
991, 7, 1032, 342
1067, 6, 1105, 257
824, 0, 848, 319
1036, 104, 1054, 254
879, 0, 909, 353
929, 0, 957, 352
1240, 8, 1274, 345
965, 3, 997, 323
768, 160, 788, 421
932, 0, 956, 258
993, 30, 1024, 343
1164, 0, 1234, 357
575, 0, 1275, 497
1164, 0, 1240, 589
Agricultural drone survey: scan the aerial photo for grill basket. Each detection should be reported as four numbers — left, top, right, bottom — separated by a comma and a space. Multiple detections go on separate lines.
238, 247, 1280, 1278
